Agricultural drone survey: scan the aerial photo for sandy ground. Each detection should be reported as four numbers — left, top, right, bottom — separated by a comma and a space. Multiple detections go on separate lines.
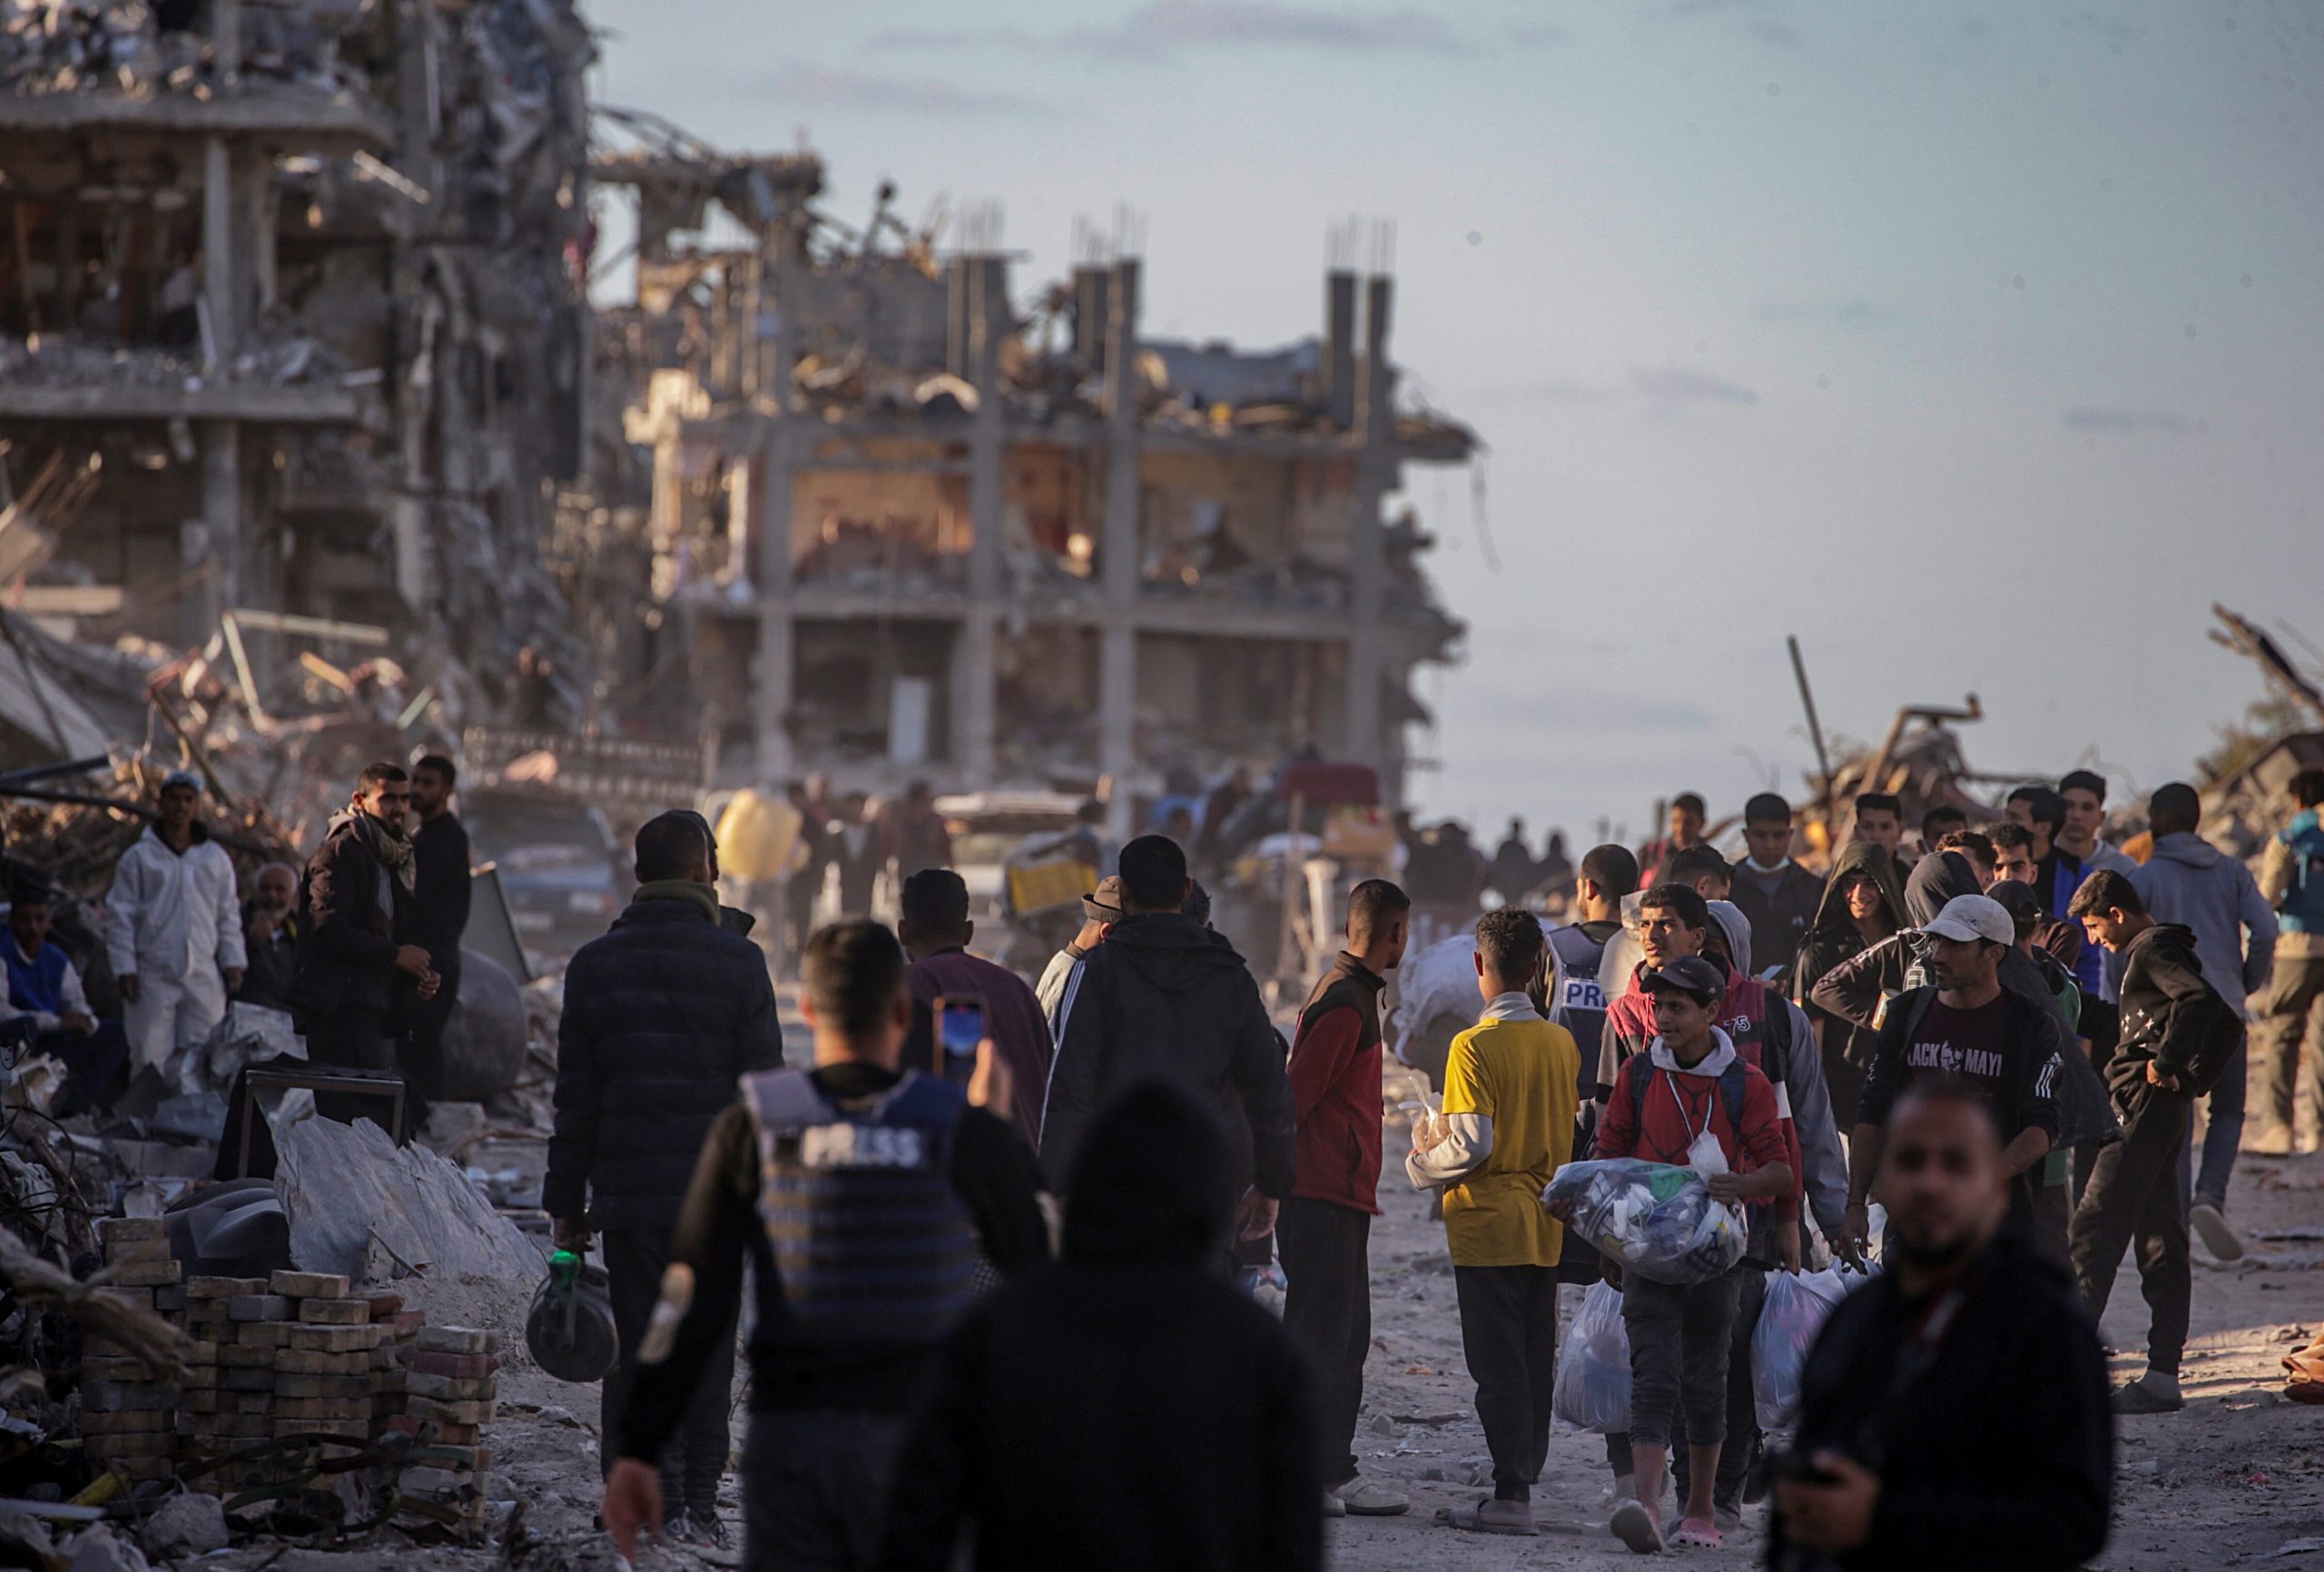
1325, 1135, 2324, 1571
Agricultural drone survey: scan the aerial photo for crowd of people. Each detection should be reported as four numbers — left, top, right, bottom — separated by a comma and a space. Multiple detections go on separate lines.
13, 752, 2323, 1571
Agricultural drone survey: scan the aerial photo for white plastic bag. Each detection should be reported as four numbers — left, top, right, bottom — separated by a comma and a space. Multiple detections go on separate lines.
1542, 1158, 1748, 1285
1750, 1268, 1849, 1431
1553, 1281, 1631, 1433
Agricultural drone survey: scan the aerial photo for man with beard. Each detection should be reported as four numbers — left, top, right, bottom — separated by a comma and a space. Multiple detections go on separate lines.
1771, 1087, 2111, 1572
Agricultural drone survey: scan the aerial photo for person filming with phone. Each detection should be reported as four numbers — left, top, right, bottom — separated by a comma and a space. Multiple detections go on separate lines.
1769, 1086, 2111, 1572
898, 869, 1053, 1137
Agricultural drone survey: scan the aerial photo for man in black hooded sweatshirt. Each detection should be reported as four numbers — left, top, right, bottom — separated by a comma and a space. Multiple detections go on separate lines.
878, 1079, 1323, 1572
1040, 836, 1295, 1248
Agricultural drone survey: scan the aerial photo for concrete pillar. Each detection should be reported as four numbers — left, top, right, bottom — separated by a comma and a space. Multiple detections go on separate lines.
1323, 270, 1357, 430
187, 421, 240, 644
752, 424, 797, 784
201, 138, 239, 365
1097, 259, 1142, 838
956, 255, 1007, 785
1344, 275, 1395, 772
211, 0, 242, 76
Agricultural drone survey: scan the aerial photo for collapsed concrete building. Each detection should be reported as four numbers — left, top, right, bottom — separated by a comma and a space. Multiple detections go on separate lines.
0, 0, 592, 718
579, 129, 1478, 811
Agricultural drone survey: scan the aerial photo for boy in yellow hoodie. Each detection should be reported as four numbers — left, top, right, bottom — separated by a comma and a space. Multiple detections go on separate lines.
1407, 907, 1581, 1536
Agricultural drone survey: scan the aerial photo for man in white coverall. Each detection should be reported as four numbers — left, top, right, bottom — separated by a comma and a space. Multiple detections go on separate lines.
102, 771, 244, 1071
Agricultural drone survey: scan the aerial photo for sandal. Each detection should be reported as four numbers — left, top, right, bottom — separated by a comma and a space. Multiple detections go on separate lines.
1610, 1498, 1664, 1553
1435, 1497, 1538, 1536
1671, 1517, 1723, 1549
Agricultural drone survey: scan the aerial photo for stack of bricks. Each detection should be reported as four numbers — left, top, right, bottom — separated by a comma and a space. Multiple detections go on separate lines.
387, 1326, 499, 1535
80, 1218, 184, 1487
178, 1270, 395, 1495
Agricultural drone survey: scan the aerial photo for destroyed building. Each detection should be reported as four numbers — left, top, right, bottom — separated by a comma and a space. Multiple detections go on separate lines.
576, 130, 1477, 811
0, 0, 593, 722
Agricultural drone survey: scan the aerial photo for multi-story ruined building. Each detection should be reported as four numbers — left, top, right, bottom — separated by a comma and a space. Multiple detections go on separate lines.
585, 133, 1475, 813
0, 0, 591, 712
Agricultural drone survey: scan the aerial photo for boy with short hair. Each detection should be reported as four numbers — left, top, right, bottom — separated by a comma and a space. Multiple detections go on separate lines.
1573, 955, 1793, 1555
1406, 908, 1579, 1537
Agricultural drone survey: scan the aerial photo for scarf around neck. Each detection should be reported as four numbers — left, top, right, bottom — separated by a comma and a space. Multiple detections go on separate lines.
333, 810, 416, 893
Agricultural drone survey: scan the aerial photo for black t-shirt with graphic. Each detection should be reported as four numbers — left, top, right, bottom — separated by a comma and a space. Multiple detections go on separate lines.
1862, 991, 2061, 1143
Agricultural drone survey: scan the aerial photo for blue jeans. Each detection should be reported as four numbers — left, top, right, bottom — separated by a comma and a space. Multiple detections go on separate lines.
2181, 1041, 2247, 1213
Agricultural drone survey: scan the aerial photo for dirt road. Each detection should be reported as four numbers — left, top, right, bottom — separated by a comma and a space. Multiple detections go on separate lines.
1326, 1137, 2323, 1569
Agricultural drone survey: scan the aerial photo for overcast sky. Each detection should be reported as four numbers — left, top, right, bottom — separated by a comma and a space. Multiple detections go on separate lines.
586, 0, 2324, 843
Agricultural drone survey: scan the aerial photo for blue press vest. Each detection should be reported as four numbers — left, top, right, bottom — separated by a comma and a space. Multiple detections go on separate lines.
741, 1068, 977, 1347
2280, 811, 2324, 935
5, 943, 68, 1017
1545, 924, 1610, 1084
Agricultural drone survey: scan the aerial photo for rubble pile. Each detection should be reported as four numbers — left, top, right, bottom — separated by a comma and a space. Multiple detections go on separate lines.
77, 1218, 183, 1485
0, 0, 365, 100
386, 1325, 501, 1535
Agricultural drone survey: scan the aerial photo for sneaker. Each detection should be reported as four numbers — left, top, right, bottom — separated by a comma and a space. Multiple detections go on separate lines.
2191, 1202, 2244, 1263
1332, 1478, 1410, 1517
1610, 1498, 1664, 1554
2114, 1372, 2184, 1414
1320, 1489, 1347, 1518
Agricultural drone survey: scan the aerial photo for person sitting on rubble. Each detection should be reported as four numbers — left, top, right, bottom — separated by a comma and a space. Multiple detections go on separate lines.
234, 862, 303, 1014
289, 762, 438, 1127
3, 883, 132, 1117
100, 770, 244, 1077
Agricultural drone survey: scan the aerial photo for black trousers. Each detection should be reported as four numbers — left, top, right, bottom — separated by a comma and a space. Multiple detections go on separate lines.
2070, 1078, 2192, 1375
743, 1410, 907, 1572
404, 967, 458, 1105
1277, 1196, 1373, 1484
602, 1225, 738, 1518
1452, 1263, 1559, 1502
1672, 1266, 1768, 1506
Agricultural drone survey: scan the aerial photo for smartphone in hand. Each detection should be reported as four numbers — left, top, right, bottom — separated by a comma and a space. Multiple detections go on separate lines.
933, 994, 986, 1085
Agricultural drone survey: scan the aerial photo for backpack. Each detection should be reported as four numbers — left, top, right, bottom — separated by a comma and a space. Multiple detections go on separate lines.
2280, 812, 2324, 935
1622, 1051, 1749, 1145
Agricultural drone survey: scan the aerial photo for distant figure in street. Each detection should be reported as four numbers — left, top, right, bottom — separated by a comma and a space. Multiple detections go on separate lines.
1771, 1087, 2111, 1572
102, 770, 244, 1072
2253, 767, 2324, 1154
291, 762, 436, 1105
832, 794, 884, 915
877, 1080, 1322, 1572
1729, 793, 1821, 992
406, 754, 472, 1105
1638, 792, 1707, 888
547, 809, 783, 1549
884, 781, 954, 883
1489, 820, 1536, 907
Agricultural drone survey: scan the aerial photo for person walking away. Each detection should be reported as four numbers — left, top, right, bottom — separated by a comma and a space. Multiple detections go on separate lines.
1575, 954, 1792, 1554
1489, 820, 1537, 907
1771, 1087, 2112, 1572
1638, 793, 1707, 888
102, 771, 244, 1074
547, 810, 784, 1551
833, 795, 885, 915
291, 763, 437, 1114
1848, 793, 1905, 861
783, 781, 832, 958
235, 862, 303, 1011
898, 868, 1052, 1137
1404, 909, 1577, 1536
1791, 841, 1907, 1127
406, 754, 471, 1111
2067, 870, 2242, 1414
876, 1078, 1320, 1572
2128, 782, 2274, 1262
4, 883, 132, 1115
2253, 767, 2324, 1154
1034, 877, 1119, 1043
884, 781, 954, 885
600, 919, 1048, 1570
1729, 794, 1822, 992
1845, 895, 2070, 1262
1040, 836, 1294, 1255
1280, 879, 1411, 1520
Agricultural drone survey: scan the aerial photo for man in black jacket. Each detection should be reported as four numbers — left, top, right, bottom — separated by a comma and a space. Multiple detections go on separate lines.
405, 754, 470, 1105
1772, 1086, 2111, 1572
1039, 836, 1295, 1248
878, 1077, 1319, 1572
292, 762, 438, 1105
1728, 793, 1822, 988
600, 918, 1046, 1570
2067, 869, 2242, 1414
547, 810, 783, 1547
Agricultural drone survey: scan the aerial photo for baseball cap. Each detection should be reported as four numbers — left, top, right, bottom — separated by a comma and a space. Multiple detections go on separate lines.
160, 770, 202, 795
1920, 893, 2013, 947
1985, 879, 2043, 928
1640, 954, 1725, 1004
1082, 875, 1124, 924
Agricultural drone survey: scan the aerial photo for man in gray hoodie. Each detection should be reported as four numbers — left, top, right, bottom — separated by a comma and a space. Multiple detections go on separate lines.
2125, 783, 2275, 1262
